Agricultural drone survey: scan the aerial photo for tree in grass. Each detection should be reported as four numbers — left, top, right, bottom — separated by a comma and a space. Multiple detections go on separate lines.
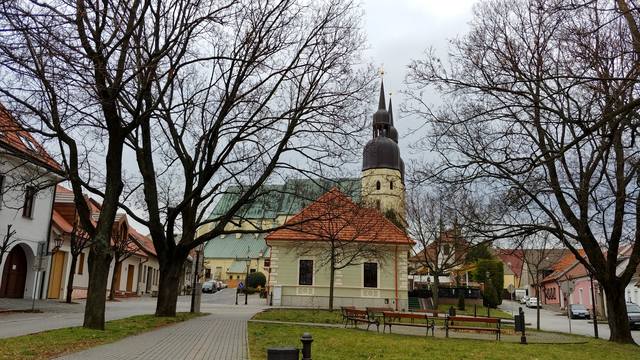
108, 220, 137, 301
0, 0, 217, 329
406, 0, 640, 343
114, 0, 372, 317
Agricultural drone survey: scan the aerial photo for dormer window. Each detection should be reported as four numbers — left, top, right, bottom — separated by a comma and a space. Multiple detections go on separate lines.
19, 134, 38, 152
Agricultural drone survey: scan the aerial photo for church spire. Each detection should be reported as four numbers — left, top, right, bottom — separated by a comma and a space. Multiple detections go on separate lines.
388, 97, 394, 126
378, 81, 386, 110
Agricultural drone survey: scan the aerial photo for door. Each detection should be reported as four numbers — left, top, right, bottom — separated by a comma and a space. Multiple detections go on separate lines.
0, 245, 27, 298
113, 263, 122, 293
47, 251, 66, 299
146, 267, 152, 292
126, 264, 135, 293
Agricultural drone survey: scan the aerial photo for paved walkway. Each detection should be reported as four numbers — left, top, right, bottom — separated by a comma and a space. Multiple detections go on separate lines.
58, 307, 261, 360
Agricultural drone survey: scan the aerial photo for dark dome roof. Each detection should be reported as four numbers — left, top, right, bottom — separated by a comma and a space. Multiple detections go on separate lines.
389, 126, 398, 143
373, 109, 390, 125
363, 136, 401, 171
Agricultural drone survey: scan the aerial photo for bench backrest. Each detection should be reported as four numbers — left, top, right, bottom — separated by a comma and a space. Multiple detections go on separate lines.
341, 306, 355, 316
383, 311, 428, 321
412, 309, 439, 317
448, 316, 500, 324
347, 309, 368, 318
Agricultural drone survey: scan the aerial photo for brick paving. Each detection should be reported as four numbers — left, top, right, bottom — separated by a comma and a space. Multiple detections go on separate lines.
58, 310, 259, 360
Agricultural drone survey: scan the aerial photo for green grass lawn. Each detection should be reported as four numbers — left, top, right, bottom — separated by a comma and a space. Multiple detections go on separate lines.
0, 312, 205, 360
248, 322, 639, 360
253, 308, 343, 324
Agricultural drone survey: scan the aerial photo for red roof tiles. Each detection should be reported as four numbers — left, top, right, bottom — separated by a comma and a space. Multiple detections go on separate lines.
0, 104, 61, 172
266, 188, 412, 245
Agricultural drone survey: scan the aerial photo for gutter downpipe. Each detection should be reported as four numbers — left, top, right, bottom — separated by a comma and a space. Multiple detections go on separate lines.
394, 245, 399, 311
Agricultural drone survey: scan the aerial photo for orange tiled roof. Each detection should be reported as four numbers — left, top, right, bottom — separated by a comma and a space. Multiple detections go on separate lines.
0, 104, 61, 172
51, 209, 74, 233
541, 249, 587, 283
265, 188, 412, 245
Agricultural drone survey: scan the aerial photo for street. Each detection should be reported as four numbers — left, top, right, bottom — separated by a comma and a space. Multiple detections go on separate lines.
499, 300, 640, 343
0, 289, 266, 339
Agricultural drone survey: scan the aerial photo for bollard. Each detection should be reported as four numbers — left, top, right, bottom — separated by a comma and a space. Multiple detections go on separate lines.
519, 307, 527, 345
474, 304, 477, 317
301, 332, 313, 360
487, 306, 490, 318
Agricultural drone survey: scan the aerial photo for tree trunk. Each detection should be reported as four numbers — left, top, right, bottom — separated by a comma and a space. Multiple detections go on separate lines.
66, 255, 78, 303
109, 260, 120, 301
329, 260, 335, 312
155, 257, 183, 317
432, 276, 440, 307
603, 282, 636, 344
536, 285, 541, 331
82, 246, 112, 330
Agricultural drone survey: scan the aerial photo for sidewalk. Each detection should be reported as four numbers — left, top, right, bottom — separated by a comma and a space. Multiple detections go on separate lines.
58, 307, 261, 360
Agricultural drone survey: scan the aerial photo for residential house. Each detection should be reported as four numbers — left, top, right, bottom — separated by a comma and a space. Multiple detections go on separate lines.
47, 185, 161, 300
495, 249, 524, 291
0, 105, 61, 299
266, 188, 412, 309
203, 233, 270, 288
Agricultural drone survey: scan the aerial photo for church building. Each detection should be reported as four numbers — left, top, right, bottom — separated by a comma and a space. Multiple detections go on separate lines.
265, 82, 412, 309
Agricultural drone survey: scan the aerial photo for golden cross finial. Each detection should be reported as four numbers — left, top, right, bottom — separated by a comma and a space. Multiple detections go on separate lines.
378, 65, 385, 78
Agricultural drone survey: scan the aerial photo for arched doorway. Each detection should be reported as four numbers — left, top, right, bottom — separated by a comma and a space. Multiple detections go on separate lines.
0, 245, 27, 298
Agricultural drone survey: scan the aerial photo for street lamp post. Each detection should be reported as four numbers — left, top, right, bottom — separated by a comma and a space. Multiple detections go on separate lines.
589, 273, 599, 339
190, 247, 201, 313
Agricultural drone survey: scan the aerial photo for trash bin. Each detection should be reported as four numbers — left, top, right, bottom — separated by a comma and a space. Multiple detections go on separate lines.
267, 347, 299, 360
514, 314, 524, 332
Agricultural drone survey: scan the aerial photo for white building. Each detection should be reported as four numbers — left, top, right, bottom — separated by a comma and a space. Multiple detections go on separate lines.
0, 105, 61, 299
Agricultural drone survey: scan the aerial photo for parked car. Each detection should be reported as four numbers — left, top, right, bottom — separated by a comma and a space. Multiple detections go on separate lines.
569, 304, 591, 319
627, 303, 640, 329
202, 281, 218, 294
520, 295, 530, 304
526, 297, 539, 308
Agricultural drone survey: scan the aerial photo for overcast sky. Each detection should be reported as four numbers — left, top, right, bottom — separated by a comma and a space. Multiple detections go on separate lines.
362, 0, 478, 158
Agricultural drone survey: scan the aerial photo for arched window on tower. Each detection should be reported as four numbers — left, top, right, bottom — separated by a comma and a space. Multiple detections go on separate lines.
376, 181, 381, 190
390, 181, 394, 190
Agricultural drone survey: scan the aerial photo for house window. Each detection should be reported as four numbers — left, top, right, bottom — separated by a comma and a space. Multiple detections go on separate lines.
299, 259, 313, 285
205, 268, 211, 279
364, 262, 378, 288
77, 253, 85, 275
263, 258, 271, 268
443, 244, 451, 256
376, 181, 381, 190
250, 268, 256, 274
390, 181, 394, 190
22, 186, 36, 218
230, 275, 233, 280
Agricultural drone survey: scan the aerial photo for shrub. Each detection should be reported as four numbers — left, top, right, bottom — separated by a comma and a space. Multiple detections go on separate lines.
247, 271, 267, 288
483, 279, 499, 308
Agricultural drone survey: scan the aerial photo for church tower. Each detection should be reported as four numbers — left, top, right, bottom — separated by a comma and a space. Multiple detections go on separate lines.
361, 81, 406, 221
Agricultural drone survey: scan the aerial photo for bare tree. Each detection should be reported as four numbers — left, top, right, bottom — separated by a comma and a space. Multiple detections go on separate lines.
0, 224, 17, 264
406, 186, 487, 306
406, 0, 640, 343
108, 220, 136, 301
514, 233, 564, 331
65, 216, 91, 304
0, 0, 225, 329
115, 0, 372, 316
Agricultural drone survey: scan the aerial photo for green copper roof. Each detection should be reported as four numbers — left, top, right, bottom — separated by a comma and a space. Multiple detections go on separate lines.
207, 178, 360, 221
228, 260, 248, 274
204, 233, 270, 259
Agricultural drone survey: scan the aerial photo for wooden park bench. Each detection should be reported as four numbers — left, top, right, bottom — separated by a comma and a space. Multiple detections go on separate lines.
382, 311, 435, 336
411, 309, 440, 318
366, 307, 394, 322
344, 308, 380, 332
445, 316, 502, 340
340, 306, 355, 325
